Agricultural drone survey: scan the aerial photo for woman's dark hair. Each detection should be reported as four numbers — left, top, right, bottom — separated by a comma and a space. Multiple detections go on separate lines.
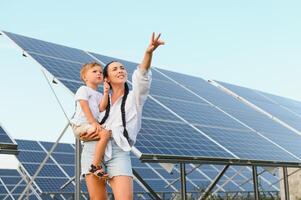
99, 61, 130, 144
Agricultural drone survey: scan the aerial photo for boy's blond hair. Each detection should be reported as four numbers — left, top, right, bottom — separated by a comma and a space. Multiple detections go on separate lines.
80, 62, 103, 82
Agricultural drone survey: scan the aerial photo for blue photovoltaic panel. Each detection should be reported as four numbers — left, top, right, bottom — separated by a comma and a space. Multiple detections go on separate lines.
258, 91, 301, 121
0, 169, 41, 200
214, 81, 301, 158
89, 53, 138, 74
15, 139, 77, 194
30, 54, 84, 81
195, 126, 297, 162
0, 126, 18, 155
155, 97, 245, 130
136, 119, 234, 159
154, 69, 301, 162
0, 127, 14, 144
89, 52, 176, 83
216, 81, 301, 130
0, 140, 280, 199
4, 31, 94, 63
4, 31, 301, 165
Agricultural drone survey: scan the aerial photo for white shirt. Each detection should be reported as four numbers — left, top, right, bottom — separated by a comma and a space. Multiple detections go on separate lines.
70, 86, 103, 126
99, 66, 152, 161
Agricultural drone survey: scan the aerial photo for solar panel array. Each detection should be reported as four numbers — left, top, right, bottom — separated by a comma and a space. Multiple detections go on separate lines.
213, 81, 301, 159
0, 125, 18, 155
3, 31, 301, 166
218, 81, 301, 130
0, 139, 280, 199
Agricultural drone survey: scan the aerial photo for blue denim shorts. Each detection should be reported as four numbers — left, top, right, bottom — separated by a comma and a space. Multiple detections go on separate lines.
81, 140, 133, 179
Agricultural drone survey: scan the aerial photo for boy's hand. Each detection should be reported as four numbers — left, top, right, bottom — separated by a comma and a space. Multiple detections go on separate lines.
103, 79, 110, 95
146, 32, 165, 54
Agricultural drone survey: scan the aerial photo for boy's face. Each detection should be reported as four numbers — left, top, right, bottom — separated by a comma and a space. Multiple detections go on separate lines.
84, 65, 103, 85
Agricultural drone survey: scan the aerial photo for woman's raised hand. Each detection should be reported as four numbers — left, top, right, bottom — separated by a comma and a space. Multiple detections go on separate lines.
146, 32, 165, 53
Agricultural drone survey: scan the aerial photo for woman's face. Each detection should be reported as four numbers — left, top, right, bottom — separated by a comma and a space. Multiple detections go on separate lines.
106, 62, 128, 85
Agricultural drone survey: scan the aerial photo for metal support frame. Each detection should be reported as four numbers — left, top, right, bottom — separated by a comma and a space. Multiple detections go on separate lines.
75, 138, 82, 199
165, 164, 201, 189
18, 70, 74, 200
252, 165, 260, 200
198, 164, 229, 200
18, 123, 70, 200
180, 163, 187, 200
132, 169, 162, 200
283, 167, 290, 200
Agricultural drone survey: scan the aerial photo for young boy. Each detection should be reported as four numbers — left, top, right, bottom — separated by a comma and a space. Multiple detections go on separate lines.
70, 62, 111, 179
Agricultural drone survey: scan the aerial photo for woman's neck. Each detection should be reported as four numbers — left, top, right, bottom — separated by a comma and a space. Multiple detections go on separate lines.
111, 84, 125, 103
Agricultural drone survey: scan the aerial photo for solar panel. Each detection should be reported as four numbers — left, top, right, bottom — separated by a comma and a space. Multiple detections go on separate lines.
258, 90, 301, 119
0, 125, 18, 155
0, 169, 41, 200
3, 31, 93, 63
3, 30, 301, 166
2, 139, 279, 199
213, 81, 301, 158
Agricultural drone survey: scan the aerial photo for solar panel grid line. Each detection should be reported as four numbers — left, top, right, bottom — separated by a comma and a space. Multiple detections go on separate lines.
141, 117, 187, 125
236, 167, 274, 192
85, 51, 106, 66
172, 166, 201, 191
189, 164, 227, 193
210, 165, 245, 192
0, 177, 14, 200
143, 163, 178, 192
145, 95, 239, 159
229, 167, 262, 191
245, 167, 279, 191
131, 176, 154, 199
15, 140, 74, 197
2, 31, 94, 64
2, 177, 25, 200
269, 168, 301, 188
213, 80, 301, 137
150, 94, 208, 106
24, 51, 85, 65
16, 167, 42, 200
36, 141, 73, 184
212, 167, 245, 195
255, 90, 301, 119
2, 38, 80, 100
17, 164, 43, 194
153, 68, 301, 162
0, 125, 17, 145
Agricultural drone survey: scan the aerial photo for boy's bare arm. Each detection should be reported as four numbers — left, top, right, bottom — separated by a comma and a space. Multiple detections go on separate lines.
99, 93, 108, 112
99, 80, 110, 112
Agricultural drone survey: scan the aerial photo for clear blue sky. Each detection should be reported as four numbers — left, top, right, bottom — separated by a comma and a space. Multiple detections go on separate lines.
1, 0, 301, 143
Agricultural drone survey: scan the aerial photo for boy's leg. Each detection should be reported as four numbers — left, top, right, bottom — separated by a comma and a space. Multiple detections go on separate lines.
92, 129, 111, 166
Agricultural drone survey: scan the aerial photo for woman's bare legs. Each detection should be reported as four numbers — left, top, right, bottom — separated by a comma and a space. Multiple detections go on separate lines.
85, 174, 107, 200
109, 176, 133, 200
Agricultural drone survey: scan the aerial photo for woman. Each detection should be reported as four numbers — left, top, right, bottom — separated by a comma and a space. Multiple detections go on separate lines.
80, 33, 164, 200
